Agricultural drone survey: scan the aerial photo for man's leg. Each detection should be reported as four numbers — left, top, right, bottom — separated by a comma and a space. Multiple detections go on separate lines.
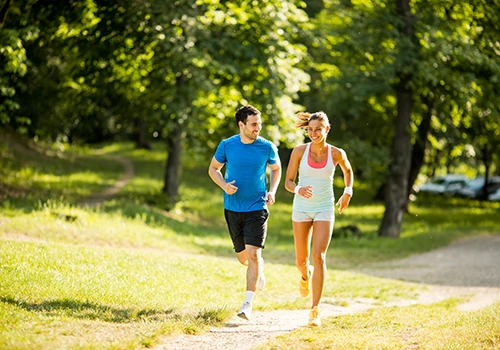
237, 250, 248, 266
237, 209, 268, 320
245, 244, 262, 291
237, 244, 263, 320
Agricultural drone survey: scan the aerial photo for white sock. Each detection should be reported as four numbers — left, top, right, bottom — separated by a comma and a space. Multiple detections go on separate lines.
244, 291, 255, 304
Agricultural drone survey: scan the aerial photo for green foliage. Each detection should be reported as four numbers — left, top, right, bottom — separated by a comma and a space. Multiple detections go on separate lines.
0, 21, 38, 127
298, 0, 500, 186
2, 0, 499, 191
146, 0, 311, 151
1, 0, 312, 151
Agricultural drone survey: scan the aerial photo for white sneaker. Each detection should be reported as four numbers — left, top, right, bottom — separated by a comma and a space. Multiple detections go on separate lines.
237, 302, 252, 320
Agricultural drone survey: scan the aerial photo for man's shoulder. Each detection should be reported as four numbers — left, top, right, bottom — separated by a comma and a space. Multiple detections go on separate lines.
225, 134, 240, 142
256, 136, 277, 149
220, 135, 240, 146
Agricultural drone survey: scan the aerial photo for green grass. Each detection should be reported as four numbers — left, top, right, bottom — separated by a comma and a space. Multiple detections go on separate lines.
259, 300, 500, 349
1, 135, 499, 349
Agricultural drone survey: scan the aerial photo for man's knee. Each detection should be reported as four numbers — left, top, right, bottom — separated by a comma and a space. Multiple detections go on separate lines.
245, 246, 261, 263
237, 251, 248, 266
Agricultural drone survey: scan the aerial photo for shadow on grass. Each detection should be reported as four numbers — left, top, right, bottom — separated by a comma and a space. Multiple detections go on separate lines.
102, 200, 227, 238
0, 296, 174, 323
0, 153, 125, 213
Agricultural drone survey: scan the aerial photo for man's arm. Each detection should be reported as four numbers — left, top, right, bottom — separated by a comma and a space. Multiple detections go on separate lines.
265, 161, 281, 205
208, 157, 238, 195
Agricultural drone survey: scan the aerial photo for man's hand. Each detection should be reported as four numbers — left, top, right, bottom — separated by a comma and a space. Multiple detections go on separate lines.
225, 180, 238, 195
265, 191, 276, 205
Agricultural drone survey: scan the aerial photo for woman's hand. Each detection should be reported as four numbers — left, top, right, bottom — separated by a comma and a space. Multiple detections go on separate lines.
298, 185, 314, 198
336, 193, 351, 214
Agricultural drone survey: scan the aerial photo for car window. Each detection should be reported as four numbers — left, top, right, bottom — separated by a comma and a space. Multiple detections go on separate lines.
432, 178, 446, 185
487, 182, 500, 192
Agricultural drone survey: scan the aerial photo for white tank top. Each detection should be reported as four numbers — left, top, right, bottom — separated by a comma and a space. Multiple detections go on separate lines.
293, 143, 336, 212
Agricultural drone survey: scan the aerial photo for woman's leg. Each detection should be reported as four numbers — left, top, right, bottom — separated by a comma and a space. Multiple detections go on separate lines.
311, 220, 333, 308
293, 221, 313, 280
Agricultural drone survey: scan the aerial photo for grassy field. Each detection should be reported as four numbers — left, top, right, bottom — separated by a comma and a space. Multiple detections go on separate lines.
259, 299, 500, 349
1, 134, 499, 349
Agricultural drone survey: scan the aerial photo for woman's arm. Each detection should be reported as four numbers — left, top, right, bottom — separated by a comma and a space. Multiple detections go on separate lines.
333, 147, 353, 213
285, 145, 313, 198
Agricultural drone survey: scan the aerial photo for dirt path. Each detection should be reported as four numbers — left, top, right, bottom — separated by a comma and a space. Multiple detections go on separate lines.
156, 235, 500, 350
78, 154, 134, 207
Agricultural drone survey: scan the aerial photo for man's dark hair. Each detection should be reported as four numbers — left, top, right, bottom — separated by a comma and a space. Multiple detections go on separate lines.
235, 105, 261, 126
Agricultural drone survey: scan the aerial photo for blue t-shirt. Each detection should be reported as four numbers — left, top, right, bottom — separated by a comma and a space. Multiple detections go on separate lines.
214, 135, 279, 212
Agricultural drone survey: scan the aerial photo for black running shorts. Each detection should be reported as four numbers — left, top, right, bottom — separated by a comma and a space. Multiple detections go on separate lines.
224, 209, 269, 253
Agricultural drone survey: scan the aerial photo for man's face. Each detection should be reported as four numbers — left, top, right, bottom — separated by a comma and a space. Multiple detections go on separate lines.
240, 114, 262, 141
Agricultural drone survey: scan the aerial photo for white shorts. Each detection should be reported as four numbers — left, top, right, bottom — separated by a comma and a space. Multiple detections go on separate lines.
292, 209, 335, 222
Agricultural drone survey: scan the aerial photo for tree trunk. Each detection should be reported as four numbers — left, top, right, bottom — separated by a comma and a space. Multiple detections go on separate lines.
405, 103, 432, 209
373, 183, 387, 202
379, 0, 414, 238
134, 116, 152, 150
0, 0, 11, 28
480, 144, 490, 200
163, 121, 183, 209
162, 74, 187, 210
379, 77, 413, 237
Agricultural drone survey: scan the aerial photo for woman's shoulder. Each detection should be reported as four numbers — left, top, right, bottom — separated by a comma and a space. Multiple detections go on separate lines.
328, 144, 342, 152
293, 143, 308, 153
329, 144, 346, 160
289, 143, 308, 160
294, 143, 308, 150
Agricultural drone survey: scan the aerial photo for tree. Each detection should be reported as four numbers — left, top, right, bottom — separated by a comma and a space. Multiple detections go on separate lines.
378, 0, 416, 237
1, 1, 108, 141
0, 0, 35, 132
145, 0, 311, 208
307, 0, 500, 237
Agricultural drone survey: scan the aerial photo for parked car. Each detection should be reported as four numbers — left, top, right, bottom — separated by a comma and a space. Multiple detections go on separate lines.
488, 188, 500, 201
456, 176, 500, 199
416, 174, 470, 195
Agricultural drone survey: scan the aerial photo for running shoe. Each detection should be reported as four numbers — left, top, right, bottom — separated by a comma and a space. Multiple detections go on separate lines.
237, 302, 252, 320
309, 306, 321, 327
299, 265, 313, 297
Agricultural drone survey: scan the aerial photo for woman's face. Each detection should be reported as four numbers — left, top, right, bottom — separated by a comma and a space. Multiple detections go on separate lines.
307, 119, 330, 143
